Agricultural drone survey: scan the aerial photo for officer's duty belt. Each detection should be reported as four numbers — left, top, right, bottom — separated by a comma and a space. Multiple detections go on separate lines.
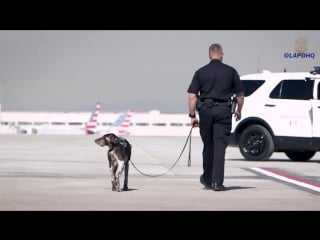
200, 99, 231, 106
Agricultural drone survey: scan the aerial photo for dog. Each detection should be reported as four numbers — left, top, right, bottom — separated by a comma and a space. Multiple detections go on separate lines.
94, 133, 132, 192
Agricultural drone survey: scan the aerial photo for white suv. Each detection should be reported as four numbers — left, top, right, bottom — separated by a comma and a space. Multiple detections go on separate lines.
229, 67, 320, 161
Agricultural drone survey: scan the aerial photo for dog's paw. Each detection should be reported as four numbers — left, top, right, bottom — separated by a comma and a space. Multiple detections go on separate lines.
112, 186, 116, 191
122, 186, 128, 191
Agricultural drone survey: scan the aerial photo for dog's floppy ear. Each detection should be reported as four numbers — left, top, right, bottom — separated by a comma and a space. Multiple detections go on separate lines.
103, 134, 114, 148
113, 136, 121, 145
106, 133, 120, 147
113, 136, 129, 148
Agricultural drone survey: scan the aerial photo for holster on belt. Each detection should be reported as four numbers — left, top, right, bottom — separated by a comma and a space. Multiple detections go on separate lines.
196, 95, 202, 111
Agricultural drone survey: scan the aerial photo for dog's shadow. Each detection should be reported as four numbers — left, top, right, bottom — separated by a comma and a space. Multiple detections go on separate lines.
107, 187, 254, 192
224, 186, 255, 191
104, 188, 139, 192
123, 188, 139, 192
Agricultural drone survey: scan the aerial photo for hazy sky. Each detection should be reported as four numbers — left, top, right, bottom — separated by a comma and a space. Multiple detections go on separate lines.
0, 30, 319, 113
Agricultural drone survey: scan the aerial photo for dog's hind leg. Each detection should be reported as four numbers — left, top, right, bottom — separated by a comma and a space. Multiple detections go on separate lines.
123, 146, 131, 191
122, 161, 129, 191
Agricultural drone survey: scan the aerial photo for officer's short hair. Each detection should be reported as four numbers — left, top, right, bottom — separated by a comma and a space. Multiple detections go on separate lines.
209, 43, 223, 53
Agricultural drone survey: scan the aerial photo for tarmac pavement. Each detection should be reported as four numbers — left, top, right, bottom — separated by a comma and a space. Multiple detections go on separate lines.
0, 134, 319, 211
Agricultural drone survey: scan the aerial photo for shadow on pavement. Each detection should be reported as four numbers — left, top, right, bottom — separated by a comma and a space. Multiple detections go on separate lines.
225, 186, 256, 191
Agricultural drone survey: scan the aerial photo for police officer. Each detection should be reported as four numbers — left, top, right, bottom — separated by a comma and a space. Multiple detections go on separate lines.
187, 43, 244, 191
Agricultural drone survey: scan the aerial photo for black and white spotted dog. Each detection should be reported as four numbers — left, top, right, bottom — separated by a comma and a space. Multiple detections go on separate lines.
94, 133, 132, 192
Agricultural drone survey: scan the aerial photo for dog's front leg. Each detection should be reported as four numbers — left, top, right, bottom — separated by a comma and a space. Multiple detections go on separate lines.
110, 166, 117, 191
115, 161, 125, 192
108, 156, 116, 191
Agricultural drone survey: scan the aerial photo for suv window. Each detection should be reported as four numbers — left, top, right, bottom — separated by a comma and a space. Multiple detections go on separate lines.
270, 79, 314, 100
241, 80, 265, 96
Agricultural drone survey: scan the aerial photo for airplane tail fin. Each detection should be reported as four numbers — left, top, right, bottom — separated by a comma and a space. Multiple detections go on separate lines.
112, 109, 132, 136
85, 102, 101, 134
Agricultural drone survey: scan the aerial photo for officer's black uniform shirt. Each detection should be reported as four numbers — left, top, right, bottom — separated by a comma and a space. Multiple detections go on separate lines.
187, 59, 244, 101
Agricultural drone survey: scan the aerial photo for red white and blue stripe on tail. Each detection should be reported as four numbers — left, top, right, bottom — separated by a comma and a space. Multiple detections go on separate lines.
113, 110, 132, 136
85, 102, 101, 134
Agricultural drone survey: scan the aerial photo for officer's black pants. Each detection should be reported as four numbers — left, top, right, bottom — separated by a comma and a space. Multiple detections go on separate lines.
199, 104, 232, 186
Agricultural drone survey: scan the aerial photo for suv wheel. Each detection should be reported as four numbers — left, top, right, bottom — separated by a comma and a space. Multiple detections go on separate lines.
284, 151, 316, 161
239, 125, 274, 161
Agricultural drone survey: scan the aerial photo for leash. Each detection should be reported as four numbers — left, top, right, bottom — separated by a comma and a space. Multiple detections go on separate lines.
130, 127, 193, 177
